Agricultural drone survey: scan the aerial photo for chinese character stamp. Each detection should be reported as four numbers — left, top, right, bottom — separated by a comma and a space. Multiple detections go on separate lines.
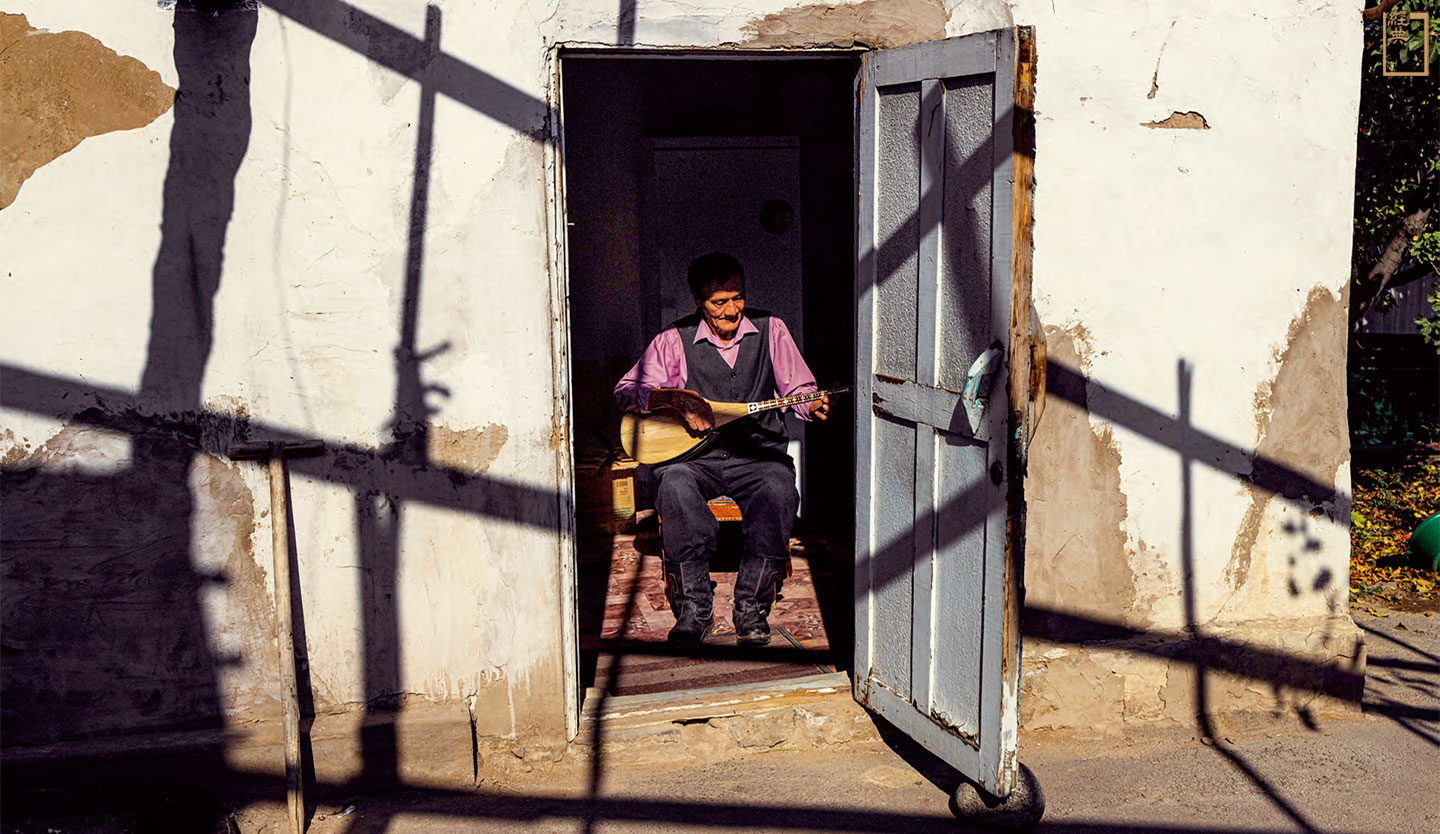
1383, 8, 1430, 77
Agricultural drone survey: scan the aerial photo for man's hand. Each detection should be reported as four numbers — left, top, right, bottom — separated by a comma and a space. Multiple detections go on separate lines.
647, 388, 715, 435
810, 393, 831, 421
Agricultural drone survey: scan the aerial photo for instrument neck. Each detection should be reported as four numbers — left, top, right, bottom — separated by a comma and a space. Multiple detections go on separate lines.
747, 386, 850, 415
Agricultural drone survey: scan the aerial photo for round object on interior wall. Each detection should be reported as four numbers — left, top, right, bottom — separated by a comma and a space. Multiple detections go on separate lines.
759, 199, 794, 234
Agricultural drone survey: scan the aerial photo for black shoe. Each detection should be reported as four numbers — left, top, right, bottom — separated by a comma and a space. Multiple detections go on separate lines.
663, 558, 715, 647
733, 555, 787, 647
668, 610, 716, 648
733, 610, 770, 646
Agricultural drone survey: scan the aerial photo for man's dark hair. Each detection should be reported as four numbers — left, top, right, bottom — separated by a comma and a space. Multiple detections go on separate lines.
687, 252, 745, 301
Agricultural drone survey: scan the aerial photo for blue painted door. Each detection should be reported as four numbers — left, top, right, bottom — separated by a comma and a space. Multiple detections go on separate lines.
854, 28, 1032, 798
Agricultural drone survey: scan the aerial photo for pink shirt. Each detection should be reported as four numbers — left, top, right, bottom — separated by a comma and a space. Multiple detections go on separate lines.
614, 314, 819, 420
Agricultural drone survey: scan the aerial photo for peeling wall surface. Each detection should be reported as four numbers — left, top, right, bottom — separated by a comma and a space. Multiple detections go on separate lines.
1, 0, 1362, 750
1011, 0, 1362, 729
1015, 0, 1359, 628
0, 13, 175, 209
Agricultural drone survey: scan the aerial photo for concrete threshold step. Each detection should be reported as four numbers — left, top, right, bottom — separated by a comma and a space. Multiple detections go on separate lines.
576, 671, 884, 763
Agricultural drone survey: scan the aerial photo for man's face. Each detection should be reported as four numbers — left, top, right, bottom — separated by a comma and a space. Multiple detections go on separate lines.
697, 276, 746, 341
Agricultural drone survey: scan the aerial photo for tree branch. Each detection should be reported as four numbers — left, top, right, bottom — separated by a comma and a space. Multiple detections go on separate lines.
1363, 0, 1402, 22
1351, 201, 1435, 325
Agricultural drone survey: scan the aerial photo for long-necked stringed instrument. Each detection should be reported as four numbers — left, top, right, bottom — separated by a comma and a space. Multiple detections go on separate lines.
619, 387, 850, 465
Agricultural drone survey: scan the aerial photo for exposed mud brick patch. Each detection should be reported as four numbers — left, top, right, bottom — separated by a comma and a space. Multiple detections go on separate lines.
471, 660, 571, 760
0, 13, 174, 209
2, 423, 133, 475
1250, 287, 1349, 500
1141, 111, 1211, 130
1225, 287, 1349, 593
0, 432, 20, 469
1023, 611, 1363, 733
742, 0, 947, 50
427, 423, 509, 476
1226, 491, 1266, 592
1024, 326, 1141, 638
189, 453, 279, 719
1, 426, 33, 468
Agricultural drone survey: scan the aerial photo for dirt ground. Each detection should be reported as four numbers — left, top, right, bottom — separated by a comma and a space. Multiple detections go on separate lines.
1352, 584, 1440, 615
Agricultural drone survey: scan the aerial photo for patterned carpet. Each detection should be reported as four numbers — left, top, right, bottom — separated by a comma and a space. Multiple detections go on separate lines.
578, 517, 848, 696
589, 629, 833, 696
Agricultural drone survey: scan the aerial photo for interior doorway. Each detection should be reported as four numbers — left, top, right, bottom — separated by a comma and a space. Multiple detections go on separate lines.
559, 51, 861, 701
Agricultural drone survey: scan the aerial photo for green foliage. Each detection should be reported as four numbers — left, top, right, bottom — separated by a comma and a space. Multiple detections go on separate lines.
1420, 287, 1440, 346
1352, 5, 1439, 449
1355, 2, 1438, 325
1351, 462, 1440, 600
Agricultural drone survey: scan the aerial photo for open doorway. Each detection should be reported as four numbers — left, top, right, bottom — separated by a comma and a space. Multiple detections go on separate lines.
559, 51, 860, 700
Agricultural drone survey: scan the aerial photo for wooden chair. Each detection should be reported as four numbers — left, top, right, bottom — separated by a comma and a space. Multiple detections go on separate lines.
704, 495, 744, 522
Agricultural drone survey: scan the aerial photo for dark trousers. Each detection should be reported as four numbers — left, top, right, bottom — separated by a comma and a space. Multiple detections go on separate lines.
654, 450, 799, 569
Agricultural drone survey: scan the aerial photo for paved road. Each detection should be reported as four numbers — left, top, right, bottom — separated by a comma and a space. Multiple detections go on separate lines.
272, 605, 1439, 834
262, 715, 1439, 834
5, 605, 1435, 834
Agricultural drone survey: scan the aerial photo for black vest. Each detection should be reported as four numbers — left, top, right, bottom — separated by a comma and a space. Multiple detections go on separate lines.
675, 310, 790, 459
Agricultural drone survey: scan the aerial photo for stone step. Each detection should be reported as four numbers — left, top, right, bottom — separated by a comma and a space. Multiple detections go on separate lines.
569, 672, 884, 766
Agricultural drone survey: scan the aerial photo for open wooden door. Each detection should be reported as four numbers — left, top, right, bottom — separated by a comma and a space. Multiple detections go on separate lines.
853, 28, 1036, 799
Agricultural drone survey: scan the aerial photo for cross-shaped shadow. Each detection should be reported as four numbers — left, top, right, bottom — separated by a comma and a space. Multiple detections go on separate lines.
0, 5, 1408, 834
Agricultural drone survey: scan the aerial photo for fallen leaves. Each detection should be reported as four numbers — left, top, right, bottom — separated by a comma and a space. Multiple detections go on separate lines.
1350, 462, 1440, 603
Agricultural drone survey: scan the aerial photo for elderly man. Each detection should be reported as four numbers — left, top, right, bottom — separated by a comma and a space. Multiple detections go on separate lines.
614, 252, 830, 647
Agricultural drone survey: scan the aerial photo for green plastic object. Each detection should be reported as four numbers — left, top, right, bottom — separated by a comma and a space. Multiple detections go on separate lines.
1408, 512, 1440, 573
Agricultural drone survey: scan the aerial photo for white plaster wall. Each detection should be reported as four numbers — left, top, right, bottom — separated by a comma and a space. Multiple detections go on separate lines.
1, 0, 1362, 742
0, 0, 174, 448
1, 0, 568, 735
1010, 0, 1361, 630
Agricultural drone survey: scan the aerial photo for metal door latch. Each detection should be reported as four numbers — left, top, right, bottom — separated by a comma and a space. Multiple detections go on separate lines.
962, 344, 1004, 429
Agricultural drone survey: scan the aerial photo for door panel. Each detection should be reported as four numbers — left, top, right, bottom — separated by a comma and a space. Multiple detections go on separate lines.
854, 28, 1031, 798
870, 412, 917, 697
937, 76, 996, 391
874, 85, 921, 380
931, 434, 989, 738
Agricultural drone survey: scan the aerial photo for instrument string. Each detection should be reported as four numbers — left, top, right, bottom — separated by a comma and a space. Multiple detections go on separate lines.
749, 386, 851, 413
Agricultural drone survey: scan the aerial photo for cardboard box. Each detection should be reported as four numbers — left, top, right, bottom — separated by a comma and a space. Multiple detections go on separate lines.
576, 453, 639, 534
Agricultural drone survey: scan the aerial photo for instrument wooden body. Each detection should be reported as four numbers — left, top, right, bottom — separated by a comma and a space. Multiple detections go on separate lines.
619, 388, 847, 465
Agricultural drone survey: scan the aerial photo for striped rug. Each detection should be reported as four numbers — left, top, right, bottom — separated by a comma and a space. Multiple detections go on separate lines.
589, 627, 837, 697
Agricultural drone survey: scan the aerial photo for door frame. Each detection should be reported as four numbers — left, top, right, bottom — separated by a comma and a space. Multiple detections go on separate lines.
1001, 27, 1039, 791
544, 43, 866, 740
